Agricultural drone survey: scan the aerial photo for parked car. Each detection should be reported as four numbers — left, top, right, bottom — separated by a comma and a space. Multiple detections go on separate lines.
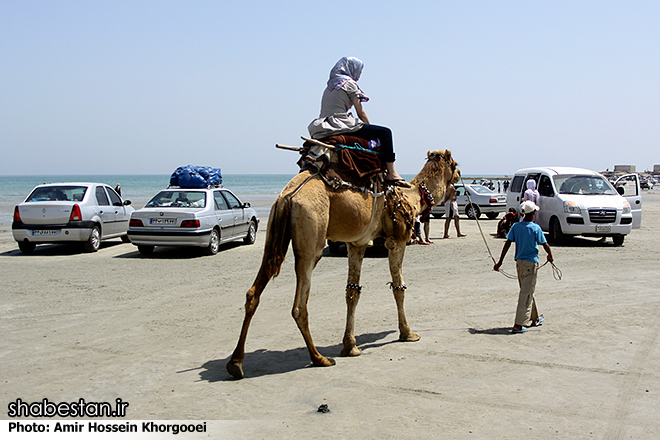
12, 182, 134, 253
431, 183, 507, 220
506, 167, 640, 245
127, 187, 259, 255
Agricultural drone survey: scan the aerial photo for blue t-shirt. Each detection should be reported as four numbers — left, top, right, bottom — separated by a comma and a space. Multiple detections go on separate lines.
506, 221, 546, 263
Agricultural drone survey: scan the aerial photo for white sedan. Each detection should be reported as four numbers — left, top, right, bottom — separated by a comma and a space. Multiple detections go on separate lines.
12, 182, 134, 253
431, 183, 507, 220
127, 187, 259, 255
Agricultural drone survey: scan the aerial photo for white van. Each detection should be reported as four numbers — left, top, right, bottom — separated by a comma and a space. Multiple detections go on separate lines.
506, 167, 641, 245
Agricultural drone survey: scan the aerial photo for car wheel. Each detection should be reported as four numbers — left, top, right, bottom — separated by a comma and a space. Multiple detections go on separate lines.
549, 217, 565, 244
121, 234, 131, 243
18, 241, 36, 254
243, 220, 257, 245
612, 235, 625, 246
466, 204, 481, 219
138, 245, 154, 255
83, 225, 101, 252
206, 228, 220, 255
486, 212, 499, 220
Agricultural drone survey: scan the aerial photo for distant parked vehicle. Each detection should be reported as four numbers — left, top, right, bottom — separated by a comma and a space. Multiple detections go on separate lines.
12, 182, 134, 253
506, 167, 640, 246
127, 187, 259, 255
431, 183, 506, 220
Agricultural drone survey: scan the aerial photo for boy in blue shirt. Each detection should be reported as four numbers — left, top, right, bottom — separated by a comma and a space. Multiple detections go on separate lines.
494, 201, 554, 333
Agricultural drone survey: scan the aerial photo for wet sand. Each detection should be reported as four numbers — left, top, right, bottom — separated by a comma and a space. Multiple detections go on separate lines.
1, 192, 659, 439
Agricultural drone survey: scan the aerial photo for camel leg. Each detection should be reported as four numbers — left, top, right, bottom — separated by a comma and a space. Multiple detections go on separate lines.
226, 267, 271, 379
386, 239, 421, 342
291, 250, 336, 368
341, 243, 367, 357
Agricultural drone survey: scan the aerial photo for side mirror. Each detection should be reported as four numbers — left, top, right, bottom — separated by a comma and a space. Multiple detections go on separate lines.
616, 187, 624, 196
242, 202, 251, 208
124, 200, 132, 206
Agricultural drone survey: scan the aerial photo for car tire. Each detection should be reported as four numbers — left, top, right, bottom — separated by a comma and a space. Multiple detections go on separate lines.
612, 235, 625, 246
18, 241, 36, 254
466, 204, 481, 219
243, 220, 257, 245
83, 225, 101, 252
549, 217, 565, 244
121, 234, 131, 243
138, 245, 154, 255
486, 212, 499, 220
206, 228, 220, 255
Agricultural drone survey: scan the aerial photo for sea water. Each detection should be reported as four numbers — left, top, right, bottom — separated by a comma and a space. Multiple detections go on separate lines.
0, 173, 505, 227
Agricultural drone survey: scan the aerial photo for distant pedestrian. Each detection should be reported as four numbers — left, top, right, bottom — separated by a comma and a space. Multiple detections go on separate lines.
494, 201, 554, 333
440, 184, 466, 238
503, 180, 510, 192
114, 184, 121, 196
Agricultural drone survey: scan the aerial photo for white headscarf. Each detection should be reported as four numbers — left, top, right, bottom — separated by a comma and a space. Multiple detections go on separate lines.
326, 56, 370, 102
524, 180, 540, 204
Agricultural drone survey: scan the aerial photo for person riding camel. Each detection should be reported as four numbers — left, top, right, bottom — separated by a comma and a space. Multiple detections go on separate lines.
307, 56, 410, 188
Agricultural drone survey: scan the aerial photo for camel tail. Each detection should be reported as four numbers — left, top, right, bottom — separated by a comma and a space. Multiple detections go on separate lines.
258, 195, 292, 281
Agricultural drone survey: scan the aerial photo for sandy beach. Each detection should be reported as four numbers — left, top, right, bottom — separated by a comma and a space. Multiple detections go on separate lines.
1, 191, 659, 439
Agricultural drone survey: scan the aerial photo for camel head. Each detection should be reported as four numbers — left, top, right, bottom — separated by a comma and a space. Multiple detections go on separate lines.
411, 150, 461, 197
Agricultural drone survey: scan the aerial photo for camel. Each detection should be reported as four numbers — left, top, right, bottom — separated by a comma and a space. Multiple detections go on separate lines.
226, 149, 461, 379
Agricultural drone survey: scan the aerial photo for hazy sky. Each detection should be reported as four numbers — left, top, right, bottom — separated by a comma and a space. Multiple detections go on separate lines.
2, 1, 658, 176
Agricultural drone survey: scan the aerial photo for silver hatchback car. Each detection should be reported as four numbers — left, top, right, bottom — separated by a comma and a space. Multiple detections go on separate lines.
12, 182, 134, 253
127, 187, 259, 255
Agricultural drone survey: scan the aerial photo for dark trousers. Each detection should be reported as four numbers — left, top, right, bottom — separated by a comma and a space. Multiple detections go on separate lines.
352, 124, 395, 163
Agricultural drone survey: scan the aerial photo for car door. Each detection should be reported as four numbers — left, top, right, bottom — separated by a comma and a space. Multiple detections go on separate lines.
614, 174, 642, 228
105, 186, 129, 236
94, 186, 116, 236
535, 174, 556, 229
213, 191, 236, 239
222, 190, 248, 235
455, 185, 468, 212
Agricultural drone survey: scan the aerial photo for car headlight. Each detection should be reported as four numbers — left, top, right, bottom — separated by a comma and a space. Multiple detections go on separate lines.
563, 201, 581, 214
622, 201, 631, 214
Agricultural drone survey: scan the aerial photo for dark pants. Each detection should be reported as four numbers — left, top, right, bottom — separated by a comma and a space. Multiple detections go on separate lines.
352, 124, 395, 163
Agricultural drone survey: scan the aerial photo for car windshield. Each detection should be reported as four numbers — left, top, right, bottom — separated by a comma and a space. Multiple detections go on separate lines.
554, 175, 617, 195
26, 186, 88, 202
469, 185, 494, 194
145, 190, 207, 208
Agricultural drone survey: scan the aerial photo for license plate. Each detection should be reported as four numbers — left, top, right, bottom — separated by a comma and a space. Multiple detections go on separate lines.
150, 218, 176, 225
32, 230, 57, 236
596, 225, 611, 233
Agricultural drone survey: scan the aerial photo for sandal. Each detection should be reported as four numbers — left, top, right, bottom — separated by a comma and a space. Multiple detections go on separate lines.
384, 179, 411, 188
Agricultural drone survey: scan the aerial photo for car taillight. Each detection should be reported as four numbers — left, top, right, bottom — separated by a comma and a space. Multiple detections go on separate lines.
129, 219, 144, 227
69, 204, 82, 221
13, 206, 21, 222
181, 219, 200, 228
489, 198, 497, 203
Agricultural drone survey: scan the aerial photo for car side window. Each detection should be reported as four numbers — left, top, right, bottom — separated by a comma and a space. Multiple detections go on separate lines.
214, 192, 229, 210
510, 175, 525, 193
106, 187, 122, 206
221, 191, 242, 209
455, 186, 465, 197
95, 186, 110, 206
538, 175, 554, 197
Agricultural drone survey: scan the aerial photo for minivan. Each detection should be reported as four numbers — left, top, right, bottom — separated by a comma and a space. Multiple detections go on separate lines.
506, 167, 641, 245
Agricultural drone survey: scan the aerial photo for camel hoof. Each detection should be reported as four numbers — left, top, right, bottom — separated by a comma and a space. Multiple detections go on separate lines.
340, 346, 362, 357
226, 360, 244, 379
399, 332, 421, 342
314, 357, 336, 367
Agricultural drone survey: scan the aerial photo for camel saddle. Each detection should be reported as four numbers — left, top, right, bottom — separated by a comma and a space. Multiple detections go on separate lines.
298, 135, 384, 189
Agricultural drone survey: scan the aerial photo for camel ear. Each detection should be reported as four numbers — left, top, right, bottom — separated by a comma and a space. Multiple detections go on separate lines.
444, 150, 452, 160
427, 150, 432, 159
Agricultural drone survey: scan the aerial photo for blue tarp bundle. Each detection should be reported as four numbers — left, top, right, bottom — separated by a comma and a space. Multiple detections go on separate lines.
170, 165, 222, 188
